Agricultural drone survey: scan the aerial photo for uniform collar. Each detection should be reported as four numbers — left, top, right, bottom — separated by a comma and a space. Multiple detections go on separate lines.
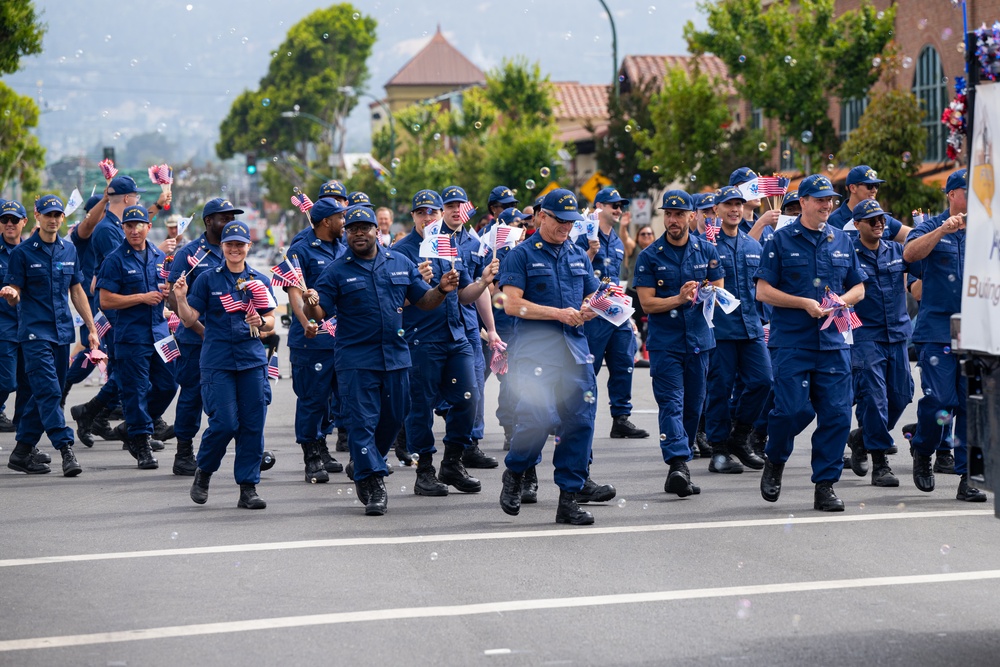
654, 232, 698, 262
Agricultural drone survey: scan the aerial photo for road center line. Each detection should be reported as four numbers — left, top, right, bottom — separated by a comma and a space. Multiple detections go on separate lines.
2, 569, 999, 652
0, 509, 990, 569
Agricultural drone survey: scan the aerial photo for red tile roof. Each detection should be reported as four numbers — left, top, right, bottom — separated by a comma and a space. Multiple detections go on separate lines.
620, 54, 736, 95
551, 82, 609, 120
385, 26, 486, 88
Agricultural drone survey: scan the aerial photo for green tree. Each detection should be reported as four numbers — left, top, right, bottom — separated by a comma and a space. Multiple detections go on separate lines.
217, 3, 377, 205
0, 82, 45, 196
685, 0, 895, 170
840, 88, 942, 217
594, 77, 660, 198
0, 0, 44, 75
632, 65, 768, 190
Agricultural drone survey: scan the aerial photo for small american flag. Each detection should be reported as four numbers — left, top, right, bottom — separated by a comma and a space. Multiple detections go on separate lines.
489, 340, 508, 375
99, 158, 118, 180
590, 290, 615, 312
187, 248, 208, 268
244, 280, 276, 309
820, 291, 862, 333
757, 176, 790, 197
291, 192, 313, 213
435, 234, 458, 258
167, 312, 180, 334
267, 355, 280, 380
156, 335, 181, 362
605, 283, 627, 298
457, 201, 477, 224
94, 311, 112, 339
704, 223, 720, 244
158, 255, 173, 280
270, 258, 304, 288
763, 323, 770, 344
219, 291, 247, 313
318, 318, 337, 336
495, 225, 512, 248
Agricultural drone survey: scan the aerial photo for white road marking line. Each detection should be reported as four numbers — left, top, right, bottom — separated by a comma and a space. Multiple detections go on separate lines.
2, 569, 999, 652
0, 509, 990, 569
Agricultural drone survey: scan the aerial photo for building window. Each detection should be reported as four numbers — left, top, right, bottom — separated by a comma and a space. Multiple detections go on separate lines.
839, 97, 868, 142
912, 45, 948, 162
751, 106, 764, 131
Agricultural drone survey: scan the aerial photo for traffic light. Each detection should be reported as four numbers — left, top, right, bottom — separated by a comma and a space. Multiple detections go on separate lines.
246, 152, 258, 175
102, 146, 115, 162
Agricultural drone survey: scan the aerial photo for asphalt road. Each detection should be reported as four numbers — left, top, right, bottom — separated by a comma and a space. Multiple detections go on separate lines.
2, 359, 999, 666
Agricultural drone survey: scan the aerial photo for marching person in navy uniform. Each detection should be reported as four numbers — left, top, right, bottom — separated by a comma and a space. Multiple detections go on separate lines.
285, 197, 347, 483
305, 205, 458, 516
173, 220, 276, 510
827, 165, 911, 243
2, 195, 100, 476
96, 205, 178, 470
902, 168, 986, 502
0, 200, 31, 439
393, 190, 500, 497
847, 199, 914, 487
578, 187, 648, 439
634, 190, 723, 497
291, 180, 349, 246
498, 188, 616, 526
754, 174, 867, 512
440, 185, 500, 469
703, 186, 769, 474
165, 199, 234, 475
729, 167, 780, 241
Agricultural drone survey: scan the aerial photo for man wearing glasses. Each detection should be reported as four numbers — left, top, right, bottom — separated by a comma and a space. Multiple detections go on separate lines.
0, 200, 31, 441
579, 187, 648, 440
827, 165, 911, 243
846, 199, 914, 488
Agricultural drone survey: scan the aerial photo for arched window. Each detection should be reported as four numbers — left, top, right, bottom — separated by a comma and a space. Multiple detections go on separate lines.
912, 45, 948, 162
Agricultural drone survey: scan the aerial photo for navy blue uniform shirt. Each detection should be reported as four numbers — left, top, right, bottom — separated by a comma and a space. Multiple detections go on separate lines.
498, 236, 601, 365
314, 246, 431, 372
754, 219, 867, 350
852, 237, 912, 343
907, 209, 963, 344
5, 230, 83, 345
714, 230, 765, 341
575, 225, 626, 282
444, 224, 486, 337
185, 265, 275, 371
286, 228, 345, 350
828, 201, 903, 240
633, 234, 724, 354
0, 239, 20, 342
96, 241, 170, 345
168, 233, 224, 345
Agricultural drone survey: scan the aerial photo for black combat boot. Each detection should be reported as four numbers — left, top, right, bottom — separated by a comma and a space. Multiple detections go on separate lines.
153, 418, 175, 441
912, 452, 935, 492
610, 415, 649, 439
695, 430, 711, 459
70, 397, 105, 447
665, 457, 697, 497
60, 445, 82, 477
500, 469, 523, 516
956, 474, 987, 502
173, 440, 197, 476
556, 490, 594, 525
190, 468, 211, 504
462, 440, 498, 469
934, 450, 956, 475
727, 422, 765, 470
414, 453, 448, 496
364, 476, 388, 516
237, 483, 266, 509
91, 407, 117, 441
708, 442, 744, 474
503, 425, 513, 451
318, 437, 343, 474
576, 477, 616, 503
814, 481, 845, 512
847, 428, 868, 476
440, 444, 482, 493
870, 450, 898, 487
336, 427, 349, 452
32, 448, 51, 464
747, 428, 768, 458
0, 411, 14, 432
760, 457, 784, 502
302, 441, 329, 483
521, 466, 538, 504
7, 441, 51, 474
134, 435, 158, 470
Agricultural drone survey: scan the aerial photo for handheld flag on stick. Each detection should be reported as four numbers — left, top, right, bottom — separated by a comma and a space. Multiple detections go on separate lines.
457, 201, 477, 225
154, 334, 181, 363
489, 340, 508, 375
820, 288, 863, 343
267, 355, 280, 380
291, 190, 313, 214
167, 312, 180, 334
82, 349, 108, 376
94, 311, 112, 339
270, 255, 305, 289
98, 158, 118, 180
158, 255, 174, 280
316, 318, 337, 337
148, 164, 173, 209
587, 280, 635, 327
693, 281, 741, 328
64, 188, 84, 217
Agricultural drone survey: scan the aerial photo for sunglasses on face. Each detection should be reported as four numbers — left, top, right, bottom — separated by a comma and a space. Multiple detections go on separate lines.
606, 203, 622, 210
638, 231, 654, 236
862, 216, 885, 226
862, 183, 880, 191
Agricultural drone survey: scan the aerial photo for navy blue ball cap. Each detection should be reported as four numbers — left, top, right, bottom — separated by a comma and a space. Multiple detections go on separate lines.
852, 199, 885, 221
846, 165, 886, 186
692, 192, 717, 209
410, 189, 443, 212
35, 194, 65, 215
441, 185, 469, 204
497, 208, 530, 225
540, 189, 584, 221
729, 167, 758, 187
798, 174, 837, 199
220, 221, 252, 243
0, 199, 28, 219
532, 195, 545, 211
107, 175, 146, 195
944, 168, 968, 193
714, 186, 745, 205
348, 191, 374, 208
121, 205, 150, 224
202, 198, 245, 219
488, 186, 517, 205
780, 191, 800, 210
594, 187, 630, 206
344, 204, 378, 227
310, 197, 347, 224
659, 190, 694, 211
84, 194, 104, 213
319, 180, 348, 199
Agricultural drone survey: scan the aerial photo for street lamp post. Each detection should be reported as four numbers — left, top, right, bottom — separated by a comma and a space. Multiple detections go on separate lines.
597, 0, 619, 101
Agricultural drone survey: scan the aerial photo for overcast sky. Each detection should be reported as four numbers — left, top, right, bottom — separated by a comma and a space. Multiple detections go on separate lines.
5, 0, 702, 163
